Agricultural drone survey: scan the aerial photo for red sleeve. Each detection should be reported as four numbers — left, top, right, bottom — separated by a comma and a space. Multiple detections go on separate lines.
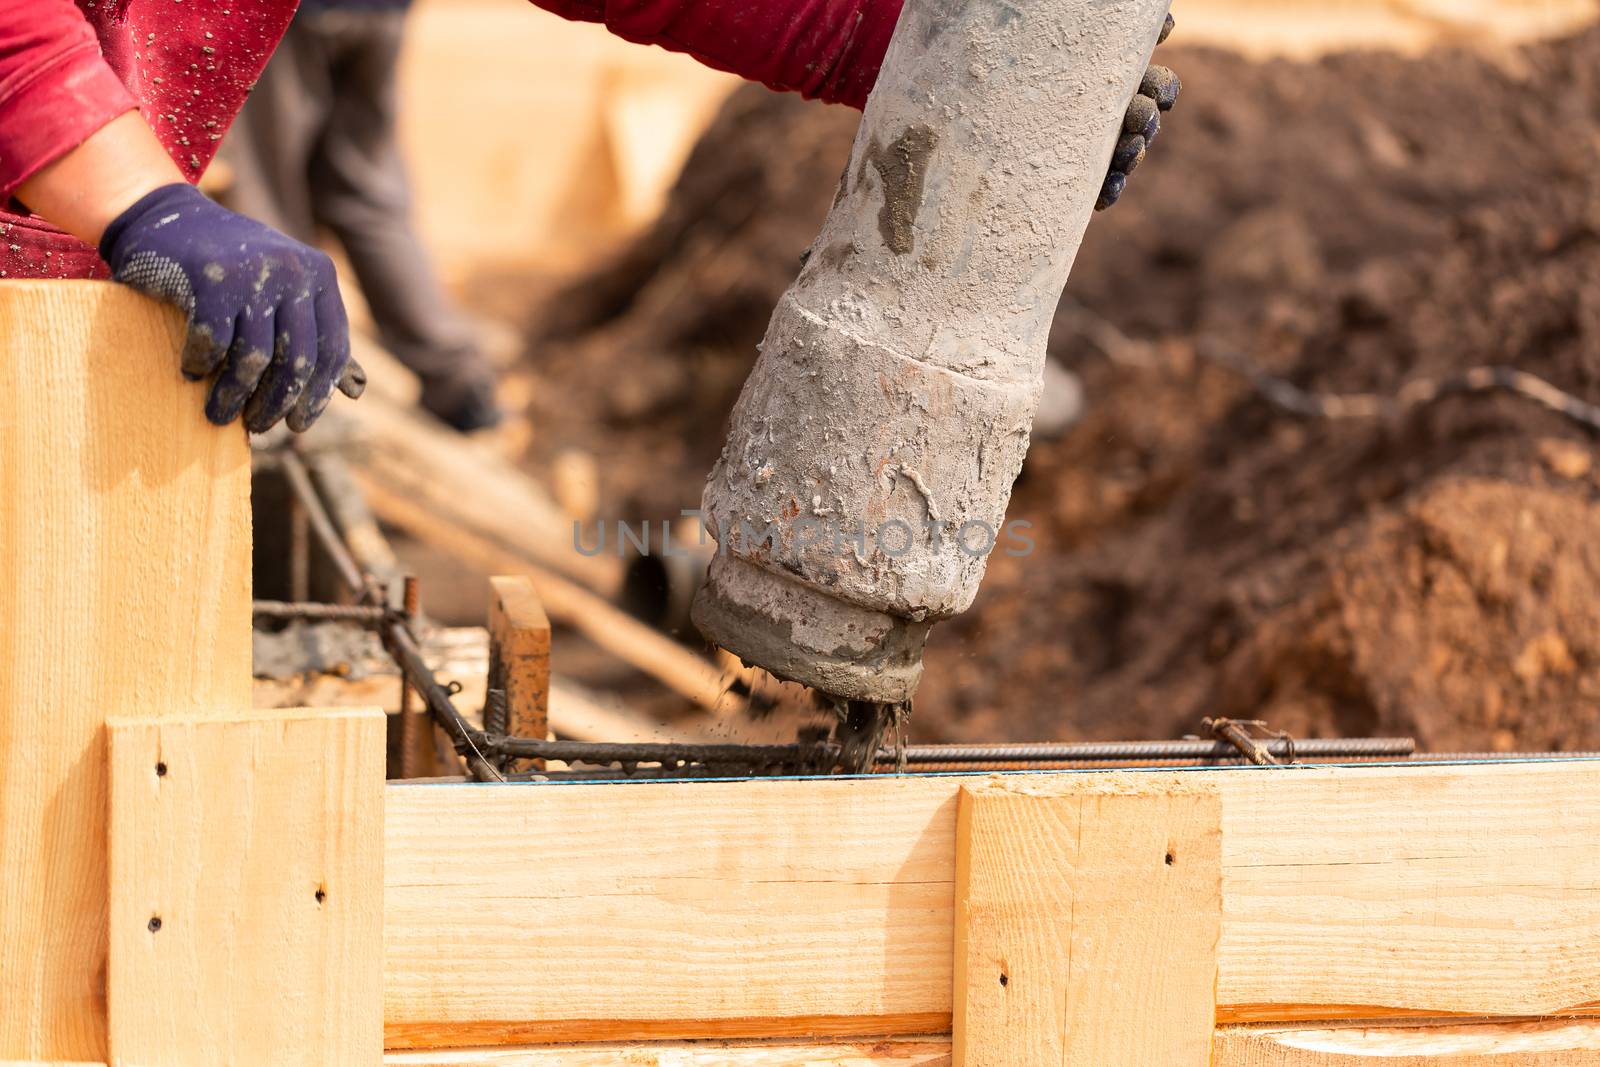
0, 0, 136, 199
535, 0, 902, 109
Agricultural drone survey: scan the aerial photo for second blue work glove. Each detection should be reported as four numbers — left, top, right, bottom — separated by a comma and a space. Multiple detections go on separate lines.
99, 183, 365, 433
1096, 13, 1181, 211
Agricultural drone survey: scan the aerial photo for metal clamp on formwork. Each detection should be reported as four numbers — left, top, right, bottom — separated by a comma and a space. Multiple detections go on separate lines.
1203, 717, 1298, 767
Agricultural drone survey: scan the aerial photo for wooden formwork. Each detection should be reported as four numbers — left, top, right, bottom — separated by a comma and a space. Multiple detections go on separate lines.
4, 281, 1600, 1065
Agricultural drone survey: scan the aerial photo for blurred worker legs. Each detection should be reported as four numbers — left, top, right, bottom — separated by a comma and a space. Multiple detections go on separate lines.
225, 6, 502, 433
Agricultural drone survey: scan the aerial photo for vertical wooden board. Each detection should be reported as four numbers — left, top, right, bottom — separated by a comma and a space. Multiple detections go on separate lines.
487, 576, 551, 746
108, 708, 385, 1066
952, 777, 1220, 1067
1062, 786, 1221, 1064
952, 783, 1076, 1066
0, 282, 252, 1060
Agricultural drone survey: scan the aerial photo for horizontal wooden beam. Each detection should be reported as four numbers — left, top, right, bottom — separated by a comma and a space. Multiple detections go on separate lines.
1212, 1018, 1600, 1064
384, 1037, 950, 1065
383, 761, 1600, 1047
380, 1019, 1600, 1065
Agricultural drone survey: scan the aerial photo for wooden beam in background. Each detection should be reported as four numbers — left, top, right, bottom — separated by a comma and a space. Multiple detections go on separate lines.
383, 762, 1600, 1047
339, 387, 620, 596
951, 779, 1219, 1066
487, 577, 551, 755
0, 282, 252, 1061
108, 708, 385, 1066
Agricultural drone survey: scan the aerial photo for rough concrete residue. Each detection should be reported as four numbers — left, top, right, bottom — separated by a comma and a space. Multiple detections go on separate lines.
865, 125, 939, 255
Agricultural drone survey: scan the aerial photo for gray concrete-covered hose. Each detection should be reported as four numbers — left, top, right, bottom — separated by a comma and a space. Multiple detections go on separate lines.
693, 0, 1174, 704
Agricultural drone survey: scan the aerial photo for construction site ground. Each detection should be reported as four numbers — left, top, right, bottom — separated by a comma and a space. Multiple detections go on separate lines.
382, 2, 1600, 756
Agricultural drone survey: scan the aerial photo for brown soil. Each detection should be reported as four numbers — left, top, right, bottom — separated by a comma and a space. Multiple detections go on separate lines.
524, 28, 1600, 752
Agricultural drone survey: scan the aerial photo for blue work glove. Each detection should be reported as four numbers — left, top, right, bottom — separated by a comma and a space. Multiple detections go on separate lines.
1097, 12, 1180, 211
99, 183, 365, 433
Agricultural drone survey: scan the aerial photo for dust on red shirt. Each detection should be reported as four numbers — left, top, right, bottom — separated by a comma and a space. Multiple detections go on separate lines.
0, 0, 295, 277
0, 0, 900, 280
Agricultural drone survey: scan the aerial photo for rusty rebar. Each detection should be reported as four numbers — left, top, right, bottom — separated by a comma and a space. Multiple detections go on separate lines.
252, 599, 388, 624
890, 738, 1411, 763
398, 575, 424, 779
278, 450, 367, 596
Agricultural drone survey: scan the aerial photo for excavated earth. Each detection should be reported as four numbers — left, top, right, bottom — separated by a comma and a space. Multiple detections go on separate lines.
524, 28, 1600, 752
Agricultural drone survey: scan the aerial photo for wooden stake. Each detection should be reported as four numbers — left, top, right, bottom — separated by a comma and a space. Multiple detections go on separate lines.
486, 576, 551, 759
107, 707, 385, 1065
0, 282, 251, 1060
951, 778, 1220, 1066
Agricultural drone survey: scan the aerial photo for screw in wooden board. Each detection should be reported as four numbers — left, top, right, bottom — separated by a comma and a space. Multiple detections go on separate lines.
148, 916, 162, 933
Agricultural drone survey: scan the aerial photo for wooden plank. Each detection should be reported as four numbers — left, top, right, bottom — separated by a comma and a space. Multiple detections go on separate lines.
1216, 766, 1600, 1021
380, 1019, 1600, 1066
108, 707, 385, 1065
487, 576, 551, 750
951, 779, 1219, 1066
385, 1037, 951, 1065
1213, 1018, 1600, 1064
0, 281, 252, 1060
384, 774, 957, 1047
382, 762, 1600, 1046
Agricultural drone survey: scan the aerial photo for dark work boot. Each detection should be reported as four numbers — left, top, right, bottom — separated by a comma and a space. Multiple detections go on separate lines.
420, 372, 504, 434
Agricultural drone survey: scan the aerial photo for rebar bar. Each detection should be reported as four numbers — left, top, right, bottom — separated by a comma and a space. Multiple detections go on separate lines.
492, 737, 839, 770
888, 738, 1413, 762
382, 612, 502, 781
398, 575, 425, 779
487, 735, 1415, 773
278, 450, 367, 596
252, 599, 388, 624
1402, 751, 1600, 761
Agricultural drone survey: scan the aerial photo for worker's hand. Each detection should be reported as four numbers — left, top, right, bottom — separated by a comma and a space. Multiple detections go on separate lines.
1096, 13, 1180, 211
98, 183, 366, 433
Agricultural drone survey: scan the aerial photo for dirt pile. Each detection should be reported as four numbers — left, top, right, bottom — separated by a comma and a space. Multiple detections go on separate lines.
526, 28, 1600, 752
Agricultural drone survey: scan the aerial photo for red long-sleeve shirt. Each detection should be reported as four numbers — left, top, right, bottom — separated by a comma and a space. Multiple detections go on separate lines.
0, 0, 899, 280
